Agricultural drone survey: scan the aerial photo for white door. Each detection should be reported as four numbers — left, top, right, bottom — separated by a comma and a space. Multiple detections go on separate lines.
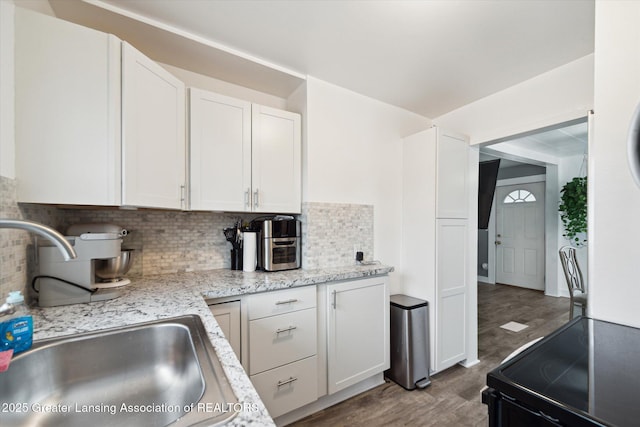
495, 182, 546, 290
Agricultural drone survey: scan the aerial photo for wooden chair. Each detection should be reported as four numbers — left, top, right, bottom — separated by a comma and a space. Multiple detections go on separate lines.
559, 246, 587, 319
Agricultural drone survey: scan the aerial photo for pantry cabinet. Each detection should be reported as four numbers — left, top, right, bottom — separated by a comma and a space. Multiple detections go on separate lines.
325, 276, 389, 394
189, 89, 301, 213
15, 9, 186, 210
402, 126, 470, 373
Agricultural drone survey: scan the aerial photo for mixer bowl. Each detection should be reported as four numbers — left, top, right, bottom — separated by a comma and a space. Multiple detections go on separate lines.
95, 249, 134, 280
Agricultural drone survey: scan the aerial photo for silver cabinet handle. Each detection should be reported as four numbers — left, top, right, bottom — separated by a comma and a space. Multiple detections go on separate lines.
244, 188, 251, 209
277, 377, 298, 387
253, 189, 259, 208
275, 299, 299, 305
180, 184, 186, 208
332, 290, 337, 309
276, 326, 297, 334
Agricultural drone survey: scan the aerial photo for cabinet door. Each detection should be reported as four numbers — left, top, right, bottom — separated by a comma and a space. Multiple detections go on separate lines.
189, 89, 251, 211
122, 42, 186, 209
15, 8, 121, 205
435, 219, 467, 372
209, 300, 241, 360
251, 105, 301, 213
326, 277, 389, 394
436, 130, 469, 219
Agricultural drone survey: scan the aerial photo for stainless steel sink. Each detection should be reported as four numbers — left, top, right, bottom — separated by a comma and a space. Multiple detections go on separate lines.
0, 315, 238, 426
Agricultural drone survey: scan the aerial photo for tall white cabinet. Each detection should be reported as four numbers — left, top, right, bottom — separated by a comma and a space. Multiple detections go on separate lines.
402, 127, 470, 373
15, 9, 186, 210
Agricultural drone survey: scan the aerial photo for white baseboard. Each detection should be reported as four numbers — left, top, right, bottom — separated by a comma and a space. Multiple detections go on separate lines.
459, 358, 481, 368
275, 374, 385, 426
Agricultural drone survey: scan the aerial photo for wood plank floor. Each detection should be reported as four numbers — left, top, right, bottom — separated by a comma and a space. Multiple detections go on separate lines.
291, 283, 571, 427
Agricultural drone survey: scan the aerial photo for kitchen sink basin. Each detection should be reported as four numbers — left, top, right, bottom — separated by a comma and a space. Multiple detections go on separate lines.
0, 315, 238, 426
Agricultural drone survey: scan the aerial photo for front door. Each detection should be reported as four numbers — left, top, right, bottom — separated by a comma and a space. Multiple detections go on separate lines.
495, 182, 545, 290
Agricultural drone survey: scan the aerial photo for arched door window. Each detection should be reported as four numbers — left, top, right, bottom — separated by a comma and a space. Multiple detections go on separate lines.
503, 189, 536, 204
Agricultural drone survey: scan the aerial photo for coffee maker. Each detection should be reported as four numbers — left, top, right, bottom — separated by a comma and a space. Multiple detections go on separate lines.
36, 232, 126, 307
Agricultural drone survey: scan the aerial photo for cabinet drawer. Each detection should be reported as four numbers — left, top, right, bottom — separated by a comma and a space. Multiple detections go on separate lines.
251, 356, 318, 419
249, 308, 317, 375
247, 286, 316, 320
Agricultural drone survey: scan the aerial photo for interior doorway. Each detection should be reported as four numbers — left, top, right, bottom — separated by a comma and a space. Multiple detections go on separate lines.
477, 116, 589, 297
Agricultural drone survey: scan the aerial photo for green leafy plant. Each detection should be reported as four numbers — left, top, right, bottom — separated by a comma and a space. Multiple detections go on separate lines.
559, 176, 587, 246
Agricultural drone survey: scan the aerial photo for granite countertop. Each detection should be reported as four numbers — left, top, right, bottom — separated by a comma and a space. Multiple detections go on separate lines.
30, 264, 394, 426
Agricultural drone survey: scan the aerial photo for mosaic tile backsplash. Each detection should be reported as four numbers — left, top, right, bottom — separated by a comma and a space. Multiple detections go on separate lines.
1, 176, 374, 298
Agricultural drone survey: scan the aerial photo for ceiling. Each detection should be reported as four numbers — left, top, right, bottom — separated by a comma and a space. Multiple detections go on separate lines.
480, 121, 588, 168
48, 0, 595, 118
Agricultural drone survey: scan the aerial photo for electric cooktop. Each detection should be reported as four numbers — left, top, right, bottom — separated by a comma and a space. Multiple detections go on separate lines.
486, 317, 640, 426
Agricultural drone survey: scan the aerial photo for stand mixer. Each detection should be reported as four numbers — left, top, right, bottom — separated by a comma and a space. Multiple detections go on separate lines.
36, 225, 132, 307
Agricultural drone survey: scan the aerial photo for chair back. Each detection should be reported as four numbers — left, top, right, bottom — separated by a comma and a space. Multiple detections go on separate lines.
559, 245, 585, 294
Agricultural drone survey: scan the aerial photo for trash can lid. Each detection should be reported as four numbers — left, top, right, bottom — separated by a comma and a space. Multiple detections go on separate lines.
390, 294, 428, 309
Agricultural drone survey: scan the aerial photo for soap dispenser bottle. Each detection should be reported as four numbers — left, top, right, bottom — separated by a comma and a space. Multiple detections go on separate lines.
0, 291, 33, 355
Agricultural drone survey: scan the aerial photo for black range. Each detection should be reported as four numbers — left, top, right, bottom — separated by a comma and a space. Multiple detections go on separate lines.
483, 317, 640, 426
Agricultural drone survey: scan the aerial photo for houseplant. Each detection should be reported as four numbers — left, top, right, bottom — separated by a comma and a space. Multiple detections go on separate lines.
559, 176, 587, 246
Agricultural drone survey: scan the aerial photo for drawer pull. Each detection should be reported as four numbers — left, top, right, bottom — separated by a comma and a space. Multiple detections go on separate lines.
276, 326, 297, 334
277, 376, 298, 387
275, 299, 299, 305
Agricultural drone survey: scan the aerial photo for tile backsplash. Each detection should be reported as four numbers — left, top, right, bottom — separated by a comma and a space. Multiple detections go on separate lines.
1, 175, 374, 298
299, 202, 373, 269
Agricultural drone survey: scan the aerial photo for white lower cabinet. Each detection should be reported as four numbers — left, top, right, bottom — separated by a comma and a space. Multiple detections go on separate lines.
326, 277, 389, 394
250, 356, 318, 419
235, 275, 389, 420
208, 300, 241, 360
246, 287, 318, 418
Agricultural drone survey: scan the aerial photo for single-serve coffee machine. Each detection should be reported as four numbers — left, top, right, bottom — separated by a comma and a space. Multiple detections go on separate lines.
37, 232, 126, 307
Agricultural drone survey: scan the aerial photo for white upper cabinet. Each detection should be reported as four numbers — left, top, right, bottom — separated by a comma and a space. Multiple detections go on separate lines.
189, 89, 301, 213
15, 10, 186, 210
251, 105, 302, 214
15, 8, 121, 205
122, 42, 186, 210
189, 89, 252, 211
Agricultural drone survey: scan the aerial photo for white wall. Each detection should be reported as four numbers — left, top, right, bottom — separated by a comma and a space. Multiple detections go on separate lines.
0, 0, 15, 178
304, 77, 431, 292
589, 1, 640, 327
434, 54, 594, 146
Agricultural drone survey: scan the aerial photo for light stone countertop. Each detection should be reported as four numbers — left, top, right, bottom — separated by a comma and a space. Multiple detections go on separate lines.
29, 264, 394, 426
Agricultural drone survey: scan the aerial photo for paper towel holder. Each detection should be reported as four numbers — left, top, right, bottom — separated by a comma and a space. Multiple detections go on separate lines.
242, 231, 257, 272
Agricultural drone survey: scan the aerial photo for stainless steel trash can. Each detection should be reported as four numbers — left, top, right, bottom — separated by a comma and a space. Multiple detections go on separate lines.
385, 294, 431, 390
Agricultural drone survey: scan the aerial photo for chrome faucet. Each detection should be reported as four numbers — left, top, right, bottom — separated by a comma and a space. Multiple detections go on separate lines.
0, 219, 77, 316
0, 219, 77, 260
